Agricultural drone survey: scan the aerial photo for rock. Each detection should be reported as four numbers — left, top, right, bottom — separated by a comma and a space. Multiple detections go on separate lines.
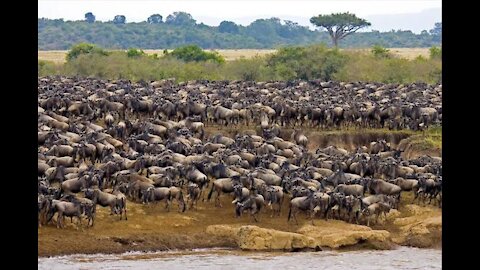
297, 220, 391, 249
390, 204, 442, 248
386, 209, 402, 221
237, 226, 318, 251
205, 225, 241, 241
206, 225, 319, 251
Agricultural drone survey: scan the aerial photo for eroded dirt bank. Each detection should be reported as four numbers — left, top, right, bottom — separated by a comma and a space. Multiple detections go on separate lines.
38, 190, 441, 257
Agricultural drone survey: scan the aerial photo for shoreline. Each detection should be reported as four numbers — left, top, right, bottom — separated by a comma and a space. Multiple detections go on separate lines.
38, 193, 441, 257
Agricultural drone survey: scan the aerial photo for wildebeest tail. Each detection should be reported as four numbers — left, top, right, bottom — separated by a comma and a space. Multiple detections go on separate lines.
287, 203, 292, 221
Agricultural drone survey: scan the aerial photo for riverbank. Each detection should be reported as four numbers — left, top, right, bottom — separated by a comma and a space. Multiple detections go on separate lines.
38, 190, 441, 257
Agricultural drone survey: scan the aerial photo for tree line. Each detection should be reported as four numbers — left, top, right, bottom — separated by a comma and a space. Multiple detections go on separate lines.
38, 11, 441, 50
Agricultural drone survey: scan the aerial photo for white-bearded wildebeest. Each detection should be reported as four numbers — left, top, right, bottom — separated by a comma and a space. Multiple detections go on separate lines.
287, 191, 317, 225
168, 186, 187, 212
47, 199, 85, 229
186, 183, 201, 210
333, 184, 365, 197
84, 188, 127, 220
362, 202, 392, 226
263, 185, 284, 217
142, 187, 173, 211
208, 178, 237, 207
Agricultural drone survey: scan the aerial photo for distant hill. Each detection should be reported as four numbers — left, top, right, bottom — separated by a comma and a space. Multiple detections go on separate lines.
38, 17, 441, 50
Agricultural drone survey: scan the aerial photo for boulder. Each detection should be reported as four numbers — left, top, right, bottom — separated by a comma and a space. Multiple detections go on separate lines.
390, 205, 442, 247
206, 225, 319, 251
236, 226, 318, 251
297, 220, 391, 249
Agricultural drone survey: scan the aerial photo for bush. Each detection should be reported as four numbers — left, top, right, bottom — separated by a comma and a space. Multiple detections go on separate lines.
167, 45, 225, 64
41, 42, 442, 84
429, 46, 441, 59
38, 60, 62, 76
266, 45, 346, 80
371, 45, 392, 58
66, 43, 109, 62
127, 48, 145, 58
223, 56, 268, 81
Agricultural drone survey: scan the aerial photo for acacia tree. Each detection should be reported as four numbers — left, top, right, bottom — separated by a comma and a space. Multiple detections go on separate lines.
310, 12, 371, 47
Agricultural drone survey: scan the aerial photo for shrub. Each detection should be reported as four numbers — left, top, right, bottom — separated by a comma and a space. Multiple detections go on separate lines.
38, 60, 62, 76
126, 48, 145, 58
66, 43, 109, 62
168, 45, 225, 64
371, 45, 392, 58
429, 46, 442, 59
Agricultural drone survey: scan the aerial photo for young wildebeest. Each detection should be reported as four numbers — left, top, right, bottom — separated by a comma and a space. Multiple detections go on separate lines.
235, 194, 265, 222
186, 183, 201, 210
231, 184, 250, 204
168, 186, 186, 212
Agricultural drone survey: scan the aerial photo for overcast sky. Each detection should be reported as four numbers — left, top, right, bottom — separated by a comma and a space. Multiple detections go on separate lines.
38, 0, 442, 33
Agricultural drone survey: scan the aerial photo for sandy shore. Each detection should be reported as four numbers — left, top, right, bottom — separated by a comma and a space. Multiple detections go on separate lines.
38, 191, 441, 257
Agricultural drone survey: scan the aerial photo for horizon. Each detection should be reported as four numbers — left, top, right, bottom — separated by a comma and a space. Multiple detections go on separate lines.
38, 0, 442, 33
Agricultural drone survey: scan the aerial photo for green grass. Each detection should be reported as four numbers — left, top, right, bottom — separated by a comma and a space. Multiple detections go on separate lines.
405, 126, 442, 150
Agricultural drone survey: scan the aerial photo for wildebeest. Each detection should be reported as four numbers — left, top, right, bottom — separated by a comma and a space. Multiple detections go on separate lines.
84, 188, 127, 220
235, 194, 265, 222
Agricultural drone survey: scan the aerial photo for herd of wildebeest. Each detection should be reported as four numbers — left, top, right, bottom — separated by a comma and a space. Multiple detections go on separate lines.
38, 77, 442, 229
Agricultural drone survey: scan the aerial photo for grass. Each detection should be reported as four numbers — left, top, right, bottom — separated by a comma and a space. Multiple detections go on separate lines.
345, 48, 430, 60
405, 126, 442, 150
38, 48, 430, 64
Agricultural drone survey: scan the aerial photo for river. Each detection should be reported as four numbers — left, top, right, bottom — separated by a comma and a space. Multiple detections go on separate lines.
38, 247, 441, 270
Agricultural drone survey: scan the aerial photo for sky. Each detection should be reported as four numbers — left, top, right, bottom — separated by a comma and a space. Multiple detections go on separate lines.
38, 0, 442, 33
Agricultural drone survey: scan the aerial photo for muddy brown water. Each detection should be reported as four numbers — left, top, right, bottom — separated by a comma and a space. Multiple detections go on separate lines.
38, 247, 441, 270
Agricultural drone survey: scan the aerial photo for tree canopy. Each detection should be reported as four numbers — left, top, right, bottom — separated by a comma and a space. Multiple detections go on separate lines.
147, 14, 163, 24
218, 21, 239, 34
165, 12, 196, 26
310, 12, 371, 46
113, 15, 126, 24
84, 12, 95, 23
38, 16, 441, 50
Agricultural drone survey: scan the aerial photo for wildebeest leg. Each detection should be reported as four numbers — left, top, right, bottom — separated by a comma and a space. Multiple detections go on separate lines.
293, 210, 299, 225
57, 214, 61, 229
252, 212, 259, 223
